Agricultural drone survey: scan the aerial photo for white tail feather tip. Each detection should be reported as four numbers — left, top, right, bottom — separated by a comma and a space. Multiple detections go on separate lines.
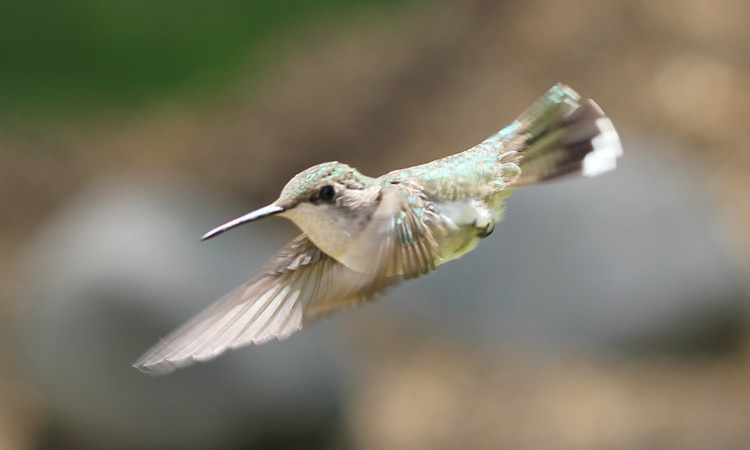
582, 117, 622, 177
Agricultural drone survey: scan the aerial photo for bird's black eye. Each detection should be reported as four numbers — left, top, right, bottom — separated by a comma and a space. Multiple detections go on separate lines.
319, 185, 335, 201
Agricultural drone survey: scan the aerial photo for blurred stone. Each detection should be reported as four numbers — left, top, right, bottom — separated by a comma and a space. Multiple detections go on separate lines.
349, 344, 750, 450
14, 174, 344, 450
10, 136, 749, 449
364, 132, 747, 355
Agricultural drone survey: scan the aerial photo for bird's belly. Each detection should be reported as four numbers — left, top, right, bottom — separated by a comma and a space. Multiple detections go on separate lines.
435, 227, 482, 265
432, 197, 501, 265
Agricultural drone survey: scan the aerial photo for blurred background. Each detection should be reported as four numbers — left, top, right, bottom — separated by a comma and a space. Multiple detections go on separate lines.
2, 0, 750, 448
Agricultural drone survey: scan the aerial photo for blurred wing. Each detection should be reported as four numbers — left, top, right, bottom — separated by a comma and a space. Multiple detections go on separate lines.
134, 235, 396, 375
134, 187, 442, 375
341, 185, 441, 280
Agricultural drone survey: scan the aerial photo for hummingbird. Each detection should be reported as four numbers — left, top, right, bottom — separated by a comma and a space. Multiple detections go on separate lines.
135, 84, 622, 374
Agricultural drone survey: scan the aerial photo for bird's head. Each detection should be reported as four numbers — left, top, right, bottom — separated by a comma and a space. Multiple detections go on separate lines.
202, 162, 379, 259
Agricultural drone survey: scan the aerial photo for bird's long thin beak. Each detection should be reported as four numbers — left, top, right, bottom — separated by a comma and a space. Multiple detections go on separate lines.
201, 203, 286, 241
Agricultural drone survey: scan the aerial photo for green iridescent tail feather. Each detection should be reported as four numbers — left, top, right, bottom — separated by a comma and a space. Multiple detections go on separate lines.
501, 84, 622, 187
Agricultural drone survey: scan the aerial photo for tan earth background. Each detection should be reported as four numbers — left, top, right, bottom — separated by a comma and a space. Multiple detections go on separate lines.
1, 0, 750, 449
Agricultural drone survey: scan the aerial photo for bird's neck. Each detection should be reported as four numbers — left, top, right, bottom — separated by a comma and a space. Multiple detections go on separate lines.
283, 186, 381, 263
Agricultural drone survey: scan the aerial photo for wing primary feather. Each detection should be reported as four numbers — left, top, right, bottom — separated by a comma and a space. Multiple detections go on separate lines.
247, 266, 307, 342
271, 263, 315, 339
191, 284, 278, 360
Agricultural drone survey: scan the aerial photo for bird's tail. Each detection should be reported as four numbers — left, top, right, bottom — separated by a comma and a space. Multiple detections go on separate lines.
500, 84, 622, 187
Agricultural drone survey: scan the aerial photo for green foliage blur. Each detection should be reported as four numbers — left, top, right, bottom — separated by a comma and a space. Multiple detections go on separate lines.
0, 0, 408, 119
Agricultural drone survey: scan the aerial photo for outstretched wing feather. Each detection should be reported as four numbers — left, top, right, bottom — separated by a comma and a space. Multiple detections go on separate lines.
134, 187, 441, 375
134, 235, 394, 375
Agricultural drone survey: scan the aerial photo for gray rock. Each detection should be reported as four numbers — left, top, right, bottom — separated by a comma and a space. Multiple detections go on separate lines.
373, 133, 748, 354
14, 132, 747, 447
14, 174, 344, 450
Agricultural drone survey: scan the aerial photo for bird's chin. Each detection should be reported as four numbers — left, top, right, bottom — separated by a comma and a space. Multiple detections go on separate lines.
282, 204, 354, 260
